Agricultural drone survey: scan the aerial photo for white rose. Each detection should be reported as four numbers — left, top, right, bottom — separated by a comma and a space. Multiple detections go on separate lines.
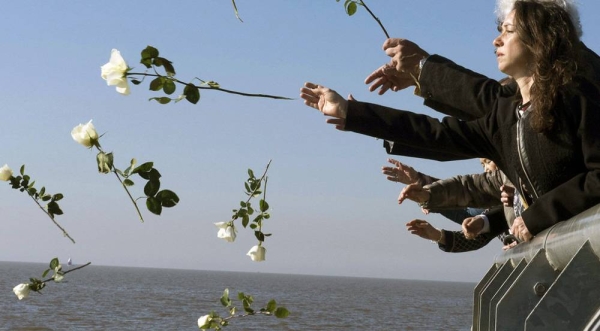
13, 283, 31, 300
198, 315, 211, 329
247, 245, 266, 262
214, 222, 236, 242
101, 49, 130, 95
0, 164, 13, 181
54, 265, 64, 282
71, 120, 99, 148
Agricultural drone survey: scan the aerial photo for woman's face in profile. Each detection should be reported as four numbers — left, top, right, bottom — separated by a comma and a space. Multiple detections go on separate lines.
493, 10, 532, 78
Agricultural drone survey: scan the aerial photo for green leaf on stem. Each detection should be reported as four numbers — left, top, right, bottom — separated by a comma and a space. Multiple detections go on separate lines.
131, 79, 142, 85
163, 79, 176, 95
47, 201, 63, 215
123, 179, 134, 186
49, 258, 59, 270
20, 165, 25, 176
149, 97, 171, 104
248, 169, 255, 178
141, 45, 159, 60
347, 1, 358, 15
259, 199, 269, 212
242, 214, 249, 228
220, 288, 231, 307
183, 84, 200, 104
52, 193, 64, 202
149, 77, 163, 91
42, 269, 51, 278
155, 57, 176, 76
144, 180, 160, 197
146, 196, 162, 215
254, 231, 265, 241
140, 57, 152, 69
275, 307, 290, 318
266, 299, 277, 313
131, 162, 154, 174
157, 189, 179, 207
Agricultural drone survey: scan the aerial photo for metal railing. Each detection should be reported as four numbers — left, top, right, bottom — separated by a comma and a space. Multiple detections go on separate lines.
472, 203, 600, 331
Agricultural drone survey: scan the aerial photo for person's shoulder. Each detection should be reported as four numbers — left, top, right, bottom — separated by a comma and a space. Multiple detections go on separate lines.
563, 77, 600, 107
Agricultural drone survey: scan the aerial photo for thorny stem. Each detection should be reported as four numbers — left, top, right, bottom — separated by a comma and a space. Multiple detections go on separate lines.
359, 0, 390, 38
96, 145, 144, 222
126, 73, 292, 100
29, 195, 76, 244
42, 262, 92, 283
112, 170, 144, 223
231, 159, 272, 224
223, 311, 275, 322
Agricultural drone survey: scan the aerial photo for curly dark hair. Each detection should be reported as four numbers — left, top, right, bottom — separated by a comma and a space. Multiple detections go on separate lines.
512, 0, 581, 132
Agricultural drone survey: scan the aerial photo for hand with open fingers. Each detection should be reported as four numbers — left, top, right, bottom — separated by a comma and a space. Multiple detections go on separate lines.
364, 63, 415, 95
398, 183, 430, 205
382, 38, 429, 79
300, 82, 348, 124
406, 219, 440, 241
382, 158, 419, 184
500, 185, 515, 207
462, 216, 484, 240
510, 216, 533, 242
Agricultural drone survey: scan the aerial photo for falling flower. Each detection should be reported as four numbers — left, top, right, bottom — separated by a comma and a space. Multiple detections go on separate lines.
214, 222, 237, 242
247, 245, 266, 262
198, 315, 211, 329
71, 120, 99, 148
101, 49, 130, 95
0, 164, 13, 181
13, 284, 31, 300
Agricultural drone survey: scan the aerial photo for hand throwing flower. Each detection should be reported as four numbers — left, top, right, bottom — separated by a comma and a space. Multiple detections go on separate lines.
101, 49, 131, 95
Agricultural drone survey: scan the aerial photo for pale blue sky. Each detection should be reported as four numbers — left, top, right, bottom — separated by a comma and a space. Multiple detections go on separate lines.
2, 0, 599, 283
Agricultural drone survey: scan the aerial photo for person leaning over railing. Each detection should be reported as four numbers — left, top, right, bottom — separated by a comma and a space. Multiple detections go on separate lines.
300, 0, 600, 243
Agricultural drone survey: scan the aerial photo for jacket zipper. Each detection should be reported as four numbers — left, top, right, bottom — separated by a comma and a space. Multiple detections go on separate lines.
516, 116, 540, 199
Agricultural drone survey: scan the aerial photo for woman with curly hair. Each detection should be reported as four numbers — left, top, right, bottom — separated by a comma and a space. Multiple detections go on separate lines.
300, 0, 600, 244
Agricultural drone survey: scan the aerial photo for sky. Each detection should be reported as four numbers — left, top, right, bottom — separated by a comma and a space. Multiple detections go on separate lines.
2, 0, 600, 284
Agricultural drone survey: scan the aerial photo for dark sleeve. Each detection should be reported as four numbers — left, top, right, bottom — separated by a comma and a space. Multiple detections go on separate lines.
438, 230, 498, 253
383, 140, 474, 161
522, 82, 600, 235
424, 171, 504, 209
435, 208, 479, 227
419, 54, 516, 120
486, 206, 510, 235
345, 101, 498, 162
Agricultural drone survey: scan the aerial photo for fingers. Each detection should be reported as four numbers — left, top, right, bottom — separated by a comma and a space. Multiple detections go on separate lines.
511, 217, 533, 242
365, 66, 385, 84
382, 167, 399, 182
462, 216, 483, 240
388, 158, 400, 165
325, 118, 346, 131
300, 82, 321, 109
382, 38, 403, 51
